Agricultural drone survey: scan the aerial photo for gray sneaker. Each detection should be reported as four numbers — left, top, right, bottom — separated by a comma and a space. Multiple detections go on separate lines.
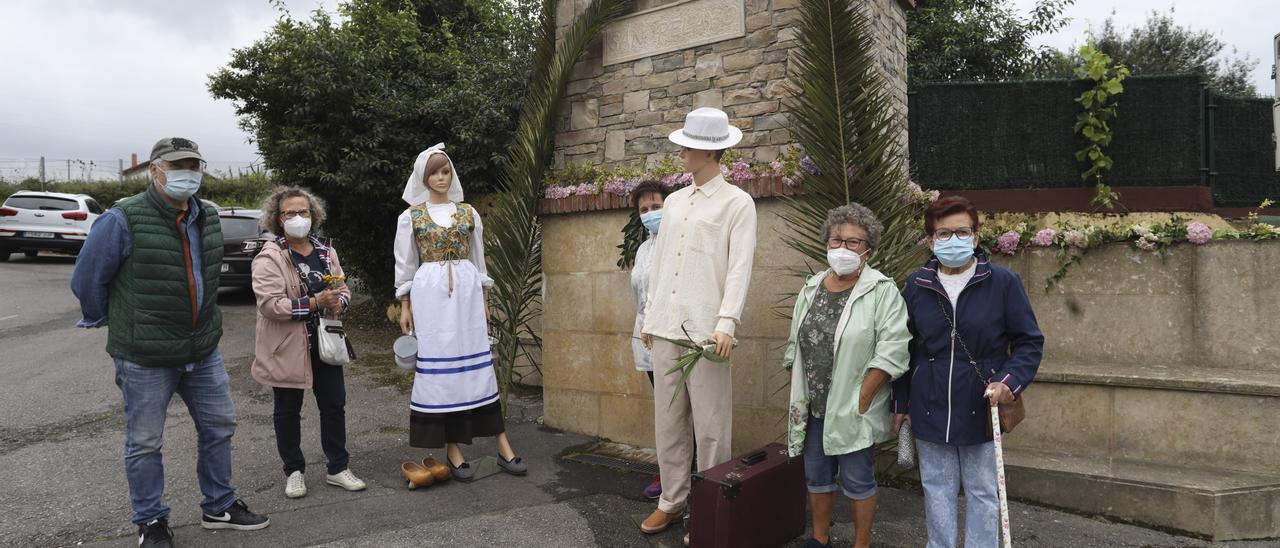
497, 454, 527, 476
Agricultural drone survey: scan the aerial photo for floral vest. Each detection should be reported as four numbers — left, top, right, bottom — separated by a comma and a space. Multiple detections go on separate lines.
410, 202, 475, 263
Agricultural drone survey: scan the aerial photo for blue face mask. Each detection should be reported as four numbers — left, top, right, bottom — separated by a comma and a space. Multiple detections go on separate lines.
161, 169, 203, 201
640, 210, 662, 235
933, 235, 975, 268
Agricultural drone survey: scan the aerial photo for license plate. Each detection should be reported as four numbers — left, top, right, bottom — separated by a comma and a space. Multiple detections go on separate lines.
25, 232, 54, 238
221, 263, 232, 273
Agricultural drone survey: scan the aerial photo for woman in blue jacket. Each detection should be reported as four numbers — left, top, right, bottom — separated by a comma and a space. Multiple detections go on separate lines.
891, 196, 1043, 548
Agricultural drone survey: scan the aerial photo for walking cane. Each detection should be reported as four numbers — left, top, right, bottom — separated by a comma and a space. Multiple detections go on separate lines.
985, 389, 1013, 548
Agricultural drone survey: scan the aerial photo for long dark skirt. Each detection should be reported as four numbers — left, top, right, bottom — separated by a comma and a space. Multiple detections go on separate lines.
409, 401, 505, 448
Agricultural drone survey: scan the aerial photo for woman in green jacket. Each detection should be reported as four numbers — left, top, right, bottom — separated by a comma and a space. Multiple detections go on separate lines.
783, 203, 912, 548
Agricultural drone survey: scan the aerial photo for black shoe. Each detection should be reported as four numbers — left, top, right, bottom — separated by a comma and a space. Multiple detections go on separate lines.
201, 499, 271, 531
138, 519, 174, 548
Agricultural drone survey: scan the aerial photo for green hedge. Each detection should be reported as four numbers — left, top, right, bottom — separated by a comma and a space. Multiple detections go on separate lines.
0, 173, 274, 209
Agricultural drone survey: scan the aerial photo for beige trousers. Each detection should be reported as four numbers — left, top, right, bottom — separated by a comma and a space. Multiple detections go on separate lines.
651, 338, 733, 514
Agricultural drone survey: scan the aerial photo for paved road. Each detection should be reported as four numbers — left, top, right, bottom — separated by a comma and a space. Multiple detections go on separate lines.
1, 254, 1272, 547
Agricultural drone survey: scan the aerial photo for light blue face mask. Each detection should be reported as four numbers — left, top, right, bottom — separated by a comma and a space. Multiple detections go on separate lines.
641, 209, 663, 235
932, 234, 975, 268
161, 169, 203, 201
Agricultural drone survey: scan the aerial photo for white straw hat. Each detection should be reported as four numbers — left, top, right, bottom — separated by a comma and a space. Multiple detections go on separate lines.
667, 107, 743, 150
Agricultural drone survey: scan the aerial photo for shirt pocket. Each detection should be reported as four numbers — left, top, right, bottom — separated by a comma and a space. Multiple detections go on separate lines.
689, 218, 722, 255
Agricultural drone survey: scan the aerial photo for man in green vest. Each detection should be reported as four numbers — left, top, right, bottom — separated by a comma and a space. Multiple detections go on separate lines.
71, 138, 269, 548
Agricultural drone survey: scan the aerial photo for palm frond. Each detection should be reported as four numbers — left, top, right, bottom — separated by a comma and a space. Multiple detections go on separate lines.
781, 0, 925, 288
485, 0, 627, 416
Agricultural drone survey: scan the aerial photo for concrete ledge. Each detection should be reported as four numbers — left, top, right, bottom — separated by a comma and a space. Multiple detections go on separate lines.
1004, 447, 1280, 541
1036, 362, 1280, 397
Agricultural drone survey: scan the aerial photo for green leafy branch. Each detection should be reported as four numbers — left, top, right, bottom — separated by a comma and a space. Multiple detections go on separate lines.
663, 322, 730, 407
1073, 44, 1130, 210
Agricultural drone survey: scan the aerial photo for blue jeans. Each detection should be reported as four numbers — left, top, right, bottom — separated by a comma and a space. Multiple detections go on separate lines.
916, 438, 998, 548
114, 349, 238, 524
802, 415, 877, 500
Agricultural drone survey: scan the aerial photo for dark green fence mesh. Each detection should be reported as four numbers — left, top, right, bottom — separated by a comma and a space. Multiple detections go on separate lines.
908, 75, 1204, 190
907, 74, 1278, 207
1212, 97, 1280, 207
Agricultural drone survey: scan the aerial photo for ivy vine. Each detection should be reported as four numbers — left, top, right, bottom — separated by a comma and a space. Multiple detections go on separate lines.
1073, 44, 1130, 210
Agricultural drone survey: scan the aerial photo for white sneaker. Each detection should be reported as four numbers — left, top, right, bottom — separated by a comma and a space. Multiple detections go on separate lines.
285, 471, 307, 499
326, 469, 367, 491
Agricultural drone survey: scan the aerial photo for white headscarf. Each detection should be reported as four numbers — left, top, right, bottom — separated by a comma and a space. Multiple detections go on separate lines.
401, 143, 463, 206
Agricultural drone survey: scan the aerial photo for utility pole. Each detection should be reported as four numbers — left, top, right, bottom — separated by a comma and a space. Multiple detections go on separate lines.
38, 157, 46, 191
119, 159, 124, 182
66, 159, 71, 182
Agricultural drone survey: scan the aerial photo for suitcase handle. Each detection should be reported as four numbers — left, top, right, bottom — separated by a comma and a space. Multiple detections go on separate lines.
740, 450, 767, 466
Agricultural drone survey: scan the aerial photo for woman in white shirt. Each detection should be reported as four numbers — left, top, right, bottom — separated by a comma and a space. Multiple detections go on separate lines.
629, 180, 667, 500
392, 144, 524, 484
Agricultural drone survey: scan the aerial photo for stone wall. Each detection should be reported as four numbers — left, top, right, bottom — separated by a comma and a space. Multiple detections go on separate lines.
553, 0, 910, 170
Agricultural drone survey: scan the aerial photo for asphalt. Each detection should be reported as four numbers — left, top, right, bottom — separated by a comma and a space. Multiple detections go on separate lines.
1, 254, 1275, 548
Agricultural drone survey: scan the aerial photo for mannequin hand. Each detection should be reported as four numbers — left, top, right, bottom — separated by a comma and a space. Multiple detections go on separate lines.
711, 331, 734, 360
399, 301, 414, 335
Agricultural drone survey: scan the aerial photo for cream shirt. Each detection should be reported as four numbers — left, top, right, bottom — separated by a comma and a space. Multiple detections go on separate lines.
642, 175, 757, 342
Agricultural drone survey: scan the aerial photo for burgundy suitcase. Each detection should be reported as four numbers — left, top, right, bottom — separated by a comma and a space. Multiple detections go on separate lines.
689, 442, 807, 548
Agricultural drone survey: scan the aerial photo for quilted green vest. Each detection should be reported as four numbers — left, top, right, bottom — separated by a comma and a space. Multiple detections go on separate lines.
106, 186, 223, 367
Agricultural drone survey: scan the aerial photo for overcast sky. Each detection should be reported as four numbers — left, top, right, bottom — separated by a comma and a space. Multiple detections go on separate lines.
0, 0, 1275, 172
1010, 0, 1277, 95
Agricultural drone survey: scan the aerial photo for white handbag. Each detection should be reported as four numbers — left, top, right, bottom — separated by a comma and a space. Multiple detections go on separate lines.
318, 318, 352, 366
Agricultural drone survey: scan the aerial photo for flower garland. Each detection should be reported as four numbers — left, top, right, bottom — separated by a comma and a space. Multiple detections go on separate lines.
976, 200, 1280, 290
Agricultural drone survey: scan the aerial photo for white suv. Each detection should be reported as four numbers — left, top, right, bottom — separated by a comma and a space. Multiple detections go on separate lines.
0, 191, 103, 260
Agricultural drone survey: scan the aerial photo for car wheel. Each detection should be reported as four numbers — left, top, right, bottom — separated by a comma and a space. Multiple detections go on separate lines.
24, 251, 38, 258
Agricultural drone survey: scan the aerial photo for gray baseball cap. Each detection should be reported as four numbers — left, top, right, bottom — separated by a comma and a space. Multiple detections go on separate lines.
150, 137, 203, 162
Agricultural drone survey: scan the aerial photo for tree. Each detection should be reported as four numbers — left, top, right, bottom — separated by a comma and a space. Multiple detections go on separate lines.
208, 0, 540, 296
907, 0, 1074, 82
1035, 8, 1259, 97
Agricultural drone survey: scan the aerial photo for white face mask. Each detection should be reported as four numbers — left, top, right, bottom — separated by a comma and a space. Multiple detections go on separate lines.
283, 216, 311, 238
827, 247, 868, 276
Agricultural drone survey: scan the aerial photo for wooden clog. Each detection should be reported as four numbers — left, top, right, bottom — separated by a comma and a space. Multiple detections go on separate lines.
401, 462, 434, 489
422, 456, 451, 482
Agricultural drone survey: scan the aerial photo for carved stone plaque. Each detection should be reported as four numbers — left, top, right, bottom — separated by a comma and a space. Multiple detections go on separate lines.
602, 0, 746, 66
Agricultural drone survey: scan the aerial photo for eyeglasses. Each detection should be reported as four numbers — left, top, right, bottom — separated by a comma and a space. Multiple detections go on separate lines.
827, 237, 869, 251
933, 228, 975, 241
280, 209, 311, 219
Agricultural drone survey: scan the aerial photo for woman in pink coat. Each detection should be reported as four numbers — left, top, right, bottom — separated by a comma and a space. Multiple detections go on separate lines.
251, 186, 365, 499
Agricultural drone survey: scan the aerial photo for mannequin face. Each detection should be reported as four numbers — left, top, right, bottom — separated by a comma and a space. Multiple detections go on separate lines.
679, 147, 717, 174
425, 161, 452, 196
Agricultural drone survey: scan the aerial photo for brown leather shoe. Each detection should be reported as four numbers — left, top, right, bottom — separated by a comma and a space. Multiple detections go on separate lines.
640, 508, 682, 534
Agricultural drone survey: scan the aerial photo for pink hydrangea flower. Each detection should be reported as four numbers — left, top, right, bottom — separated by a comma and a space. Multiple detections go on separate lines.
571, 183, 597, 196
1062, 230, 1088, 249
544, 185, 571, 199
729, 158, 755, 182
995, 230, 1020, 255
602, 177, 627, 196
1186, 222, 1212, 245
781, 176, 797, 187
769, 159, 784, 176
1032, 228, 1056, 247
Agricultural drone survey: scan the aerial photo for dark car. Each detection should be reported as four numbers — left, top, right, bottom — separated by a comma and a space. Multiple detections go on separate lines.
218, 208, 271, 289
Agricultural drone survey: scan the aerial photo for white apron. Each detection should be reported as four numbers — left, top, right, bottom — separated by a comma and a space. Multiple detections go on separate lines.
409, 259, 499, 414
